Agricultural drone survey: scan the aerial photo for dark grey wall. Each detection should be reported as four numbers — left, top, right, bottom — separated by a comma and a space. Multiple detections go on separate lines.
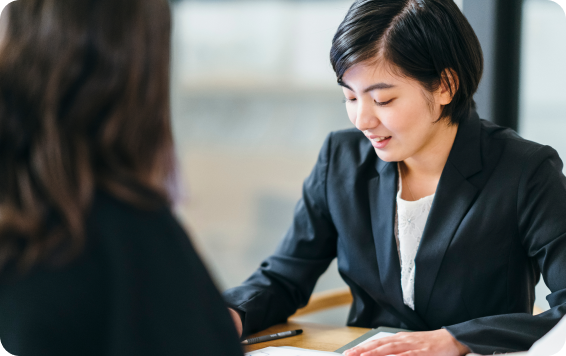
463, 0, 498, 123
463, 0, 524, 130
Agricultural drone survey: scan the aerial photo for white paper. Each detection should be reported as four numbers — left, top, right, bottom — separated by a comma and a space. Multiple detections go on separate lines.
351, 331, 395, 348
338, 332, 396, 355
244, 332, 396, 356
245, 346, 338, 356
528, 316, 566, 356
280, 346, 341, 355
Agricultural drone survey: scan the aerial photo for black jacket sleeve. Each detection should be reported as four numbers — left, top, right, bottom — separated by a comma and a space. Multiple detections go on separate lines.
223, 133, 339, 337
445, 146, 566, 354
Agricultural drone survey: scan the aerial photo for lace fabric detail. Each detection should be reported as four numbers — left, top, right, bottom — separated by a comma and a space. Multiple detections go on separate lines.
395, 170, 434, 310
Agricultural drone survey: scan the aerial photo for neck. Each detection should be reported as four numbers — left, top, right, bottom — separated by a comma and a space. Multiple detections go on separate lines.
402, 122, 459, 179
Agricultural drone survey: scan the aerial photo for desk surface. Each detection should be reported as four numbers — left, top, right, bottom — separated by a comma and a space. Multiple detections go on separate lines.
243, 321, 370, 353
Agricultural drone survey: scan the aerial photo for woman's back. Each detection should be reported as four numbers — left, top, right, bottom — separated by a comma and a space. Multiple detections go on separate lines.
0, 0, 244, 354
0, 190, 242, 356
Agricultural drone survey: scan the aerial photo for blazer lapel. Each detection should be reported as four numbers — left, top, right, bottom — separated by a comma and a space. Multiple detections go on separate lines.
369, 159, 430, 330
369, 160, 401, 303
413, 112, 483, 315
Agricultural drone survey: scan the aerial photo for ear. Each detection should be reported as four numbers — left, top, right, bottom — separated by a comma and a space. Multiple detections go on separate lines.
436, 68, 459, 105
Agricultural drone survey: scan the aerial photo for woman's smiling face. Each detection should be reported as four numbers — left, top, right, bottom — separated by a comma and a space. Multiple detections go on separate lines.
340, 61, 454, 163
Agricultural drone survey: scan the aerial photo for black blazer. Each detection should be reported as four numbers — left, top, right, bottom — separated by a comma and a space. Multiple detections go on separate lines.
224, 112, 566, 355
0, 191, 244, 356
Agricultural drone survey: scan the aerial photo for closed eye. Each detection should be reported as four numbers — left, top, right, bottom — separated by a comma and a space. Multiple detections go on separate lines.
375, 99, 394, 106
343, 98, 357, 103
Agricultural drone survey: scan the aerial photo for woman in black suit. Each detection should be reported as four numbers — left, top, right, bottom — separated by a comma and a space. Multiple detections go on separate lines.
0, 0, 243, 355
224, 1, 566, 355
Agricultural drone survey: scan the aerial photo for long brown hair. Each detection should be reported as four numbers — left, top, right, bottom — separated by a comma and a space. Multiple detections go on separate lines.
0, 0, 175, 272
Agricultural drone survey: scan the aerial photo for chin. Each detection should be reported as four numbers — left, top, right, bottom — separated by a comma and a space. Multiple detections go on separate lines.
373, 149, 401, 163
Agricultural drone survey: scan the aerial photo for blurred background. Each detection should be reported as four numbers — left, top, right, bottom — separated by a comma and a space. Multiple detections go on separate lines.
169, 0, 566, 324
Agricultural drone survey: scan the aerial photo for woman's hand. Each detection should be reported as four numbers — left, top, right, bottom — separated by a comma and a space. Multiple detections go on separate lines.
228, 308, 243, 337
343, 329, 470, 356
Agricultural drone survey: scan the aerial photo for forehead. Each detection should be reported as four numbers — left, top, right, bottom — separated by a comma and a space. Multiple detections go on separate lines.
341, 60, 418, 91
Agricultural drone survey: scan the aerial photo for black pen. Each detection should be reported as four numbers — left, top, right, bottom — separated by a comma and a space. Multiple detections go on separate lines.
241, 329, 303, 345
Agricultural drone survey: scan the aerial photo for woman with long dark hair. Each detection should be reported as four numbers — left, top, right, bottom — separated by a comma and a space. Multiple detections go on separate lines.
225, 1, 566, 355
0, 1, 243, 355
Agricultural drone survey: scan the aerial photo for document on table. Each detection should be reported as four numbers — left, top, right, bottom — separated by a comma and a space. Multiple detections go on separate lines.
243, 336, 395, 356
245, 346, 339, 355
336, 332, 396, 356
245, 327, 405, 356
334, 326, 410, 353
350, 332, 394, 348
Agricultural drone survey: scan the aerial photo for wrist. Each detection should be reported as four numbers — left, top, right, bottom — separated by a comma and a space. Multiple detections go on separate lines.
455, 341, 471, 355
445, 330, 471, 355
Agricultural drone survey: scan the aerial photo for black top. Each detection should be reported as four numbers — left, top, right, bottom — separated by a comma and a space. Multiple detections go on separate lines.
223, 111, 566, 355
0, 191, 244, 356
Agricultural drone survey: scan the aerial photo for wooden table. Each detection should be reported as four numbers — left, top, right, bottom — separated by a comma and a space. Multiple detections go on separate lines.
243, 321, 370, 353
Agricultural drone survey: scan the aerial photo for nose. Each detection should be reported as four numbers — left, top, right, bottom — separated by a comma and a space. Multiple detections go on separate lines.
354, 99, 380, 132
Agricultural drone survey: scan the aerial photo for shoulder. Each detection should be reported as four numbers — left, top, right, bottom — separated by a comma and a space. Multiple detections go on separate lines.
88, 192, 243, 354
479, 119, 560, 167
89, 188, 208, 261
88, 190, 183, 241
90, 189, 171, 222
87, 190, 195, 269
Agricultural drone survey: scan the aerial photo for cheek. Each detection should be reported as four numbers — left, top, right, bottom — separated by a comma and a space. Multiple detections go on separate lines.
345, 105, 357, 125
387, 102, 429, 136
380, 110, 409, 135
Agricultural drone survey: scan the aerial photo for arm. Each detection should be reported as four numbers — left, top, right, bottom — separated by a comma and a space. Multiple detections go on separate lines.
223, 133, 339, 337
444, 145, 566, 354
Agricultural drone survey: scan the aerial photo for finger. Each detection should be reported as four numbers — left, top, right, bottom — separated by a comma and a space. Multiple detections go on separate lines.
345, 341, 384, 355
393, 351, 421, 356
358, 341, 410, 356
344, 347, 373, 356
348, 335, 402, 354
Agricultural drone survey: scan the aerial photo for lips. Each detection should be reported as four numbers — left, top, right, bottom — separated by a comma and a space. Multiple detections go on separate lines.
370, 136, 391, 143
368, 135, 392, 149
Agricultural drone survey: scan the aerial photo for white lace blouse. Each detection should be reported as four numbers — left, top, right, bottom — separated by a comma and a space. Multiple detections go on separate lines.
394, 170, 435, 310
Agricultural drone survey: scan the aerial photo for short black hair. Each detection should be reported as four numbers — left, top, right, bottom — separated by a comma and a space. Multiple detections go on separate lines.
330, 0, 483, 124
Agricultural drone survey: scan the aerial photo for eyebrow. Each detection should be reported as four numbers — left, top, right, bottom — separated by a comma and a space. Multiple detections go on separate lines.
338, 81, 396, 93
